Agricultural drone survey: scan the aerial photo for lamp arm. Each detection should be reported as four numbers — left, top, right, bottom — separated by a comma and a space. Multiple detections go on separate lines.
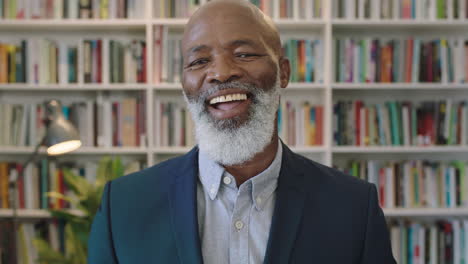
21, 136, 46, 172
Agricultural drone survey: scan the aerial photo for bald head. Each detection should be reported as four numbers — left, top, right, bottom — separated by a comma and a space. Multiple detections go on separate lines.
183, 0, 282, 58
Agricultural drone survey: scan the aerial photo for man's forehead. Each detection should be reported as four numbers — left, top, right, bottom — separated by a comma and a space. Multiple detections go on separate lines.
183, 14, 266, 52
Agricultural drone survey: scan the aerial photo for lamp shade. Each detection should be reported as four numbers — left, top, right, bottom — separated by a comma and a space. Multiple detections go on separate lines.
43, 100, 82, 155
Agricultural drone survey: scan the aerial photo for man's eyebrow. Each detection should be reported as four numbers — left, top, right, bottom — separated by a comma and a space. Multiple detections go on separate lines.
186, 44, 210, 56
228, 39, 260, 49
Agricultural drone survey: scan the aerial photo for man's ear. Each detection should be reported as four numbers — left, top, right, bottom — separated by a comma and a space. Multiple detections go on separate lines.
279, 56, 290, 88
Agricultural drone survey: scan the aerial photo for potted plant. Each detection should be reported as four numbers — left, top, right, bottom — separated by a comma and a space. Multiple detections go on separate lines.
33, 156, 126, 264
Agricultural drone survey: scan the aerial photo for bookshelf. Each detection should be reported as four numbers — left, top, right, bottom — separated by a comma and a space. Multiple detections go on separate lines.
1, 0, 468, 262
0, 0, 466, 214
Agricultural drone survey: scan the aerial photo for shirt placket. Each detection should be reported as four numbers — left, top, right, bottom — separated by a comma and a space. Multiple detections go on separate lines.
229, 182, 252, 264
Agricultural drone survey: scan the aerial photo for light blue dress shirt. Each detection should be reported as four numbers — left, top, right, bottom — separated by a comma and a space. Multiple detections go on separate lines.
197, 142, 283, 264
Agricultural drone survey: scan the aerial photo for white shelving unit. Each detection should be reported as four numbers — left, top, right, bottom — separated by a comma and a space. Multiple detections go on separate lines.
1, 0, 468, 221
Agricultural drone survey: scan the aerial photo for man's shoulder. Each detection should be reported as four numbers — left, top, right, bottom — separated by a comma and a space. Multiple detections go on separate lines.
110, 149, 196, 193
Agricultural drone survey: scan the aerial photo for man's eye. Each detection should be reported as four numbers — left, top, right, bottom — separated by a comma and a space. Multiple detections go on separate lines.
236, 53, 258, 58
188, 59, 209, 68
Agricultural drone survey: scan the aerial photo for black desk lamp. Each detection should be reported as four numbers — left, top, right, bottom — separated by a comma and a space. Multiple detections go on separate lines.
8, 99, 82, 261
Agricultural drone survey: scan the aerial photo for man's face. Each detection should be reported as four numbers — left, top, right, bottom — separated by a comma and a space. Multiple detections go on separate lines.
181, 5, 289, 165
182, 11, 280, 126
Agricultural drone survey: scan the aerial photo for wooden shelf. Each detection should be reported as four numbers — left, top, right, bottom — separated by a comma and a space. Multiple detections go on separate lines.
0, 83, 148, 91
0, 19, 146, 31
332, 19, 468, 29
332, 146, 468, 154
152, 18, 326, 30
384, 208, 468, 218
332, 83, 468, 90
0, 209, 83, 219
153, 147, 192, 154
0, 147, 149, 155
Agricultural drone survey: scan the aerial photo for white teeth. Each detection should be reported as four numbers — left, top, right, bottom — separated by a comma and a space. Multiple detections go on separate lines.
209, 93, 247, 105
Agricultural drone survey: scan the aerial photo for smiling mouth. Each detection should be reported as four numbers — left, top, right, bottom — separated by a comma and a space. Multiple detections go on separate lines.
206, 91, 252, 120
208, 93, 248, 110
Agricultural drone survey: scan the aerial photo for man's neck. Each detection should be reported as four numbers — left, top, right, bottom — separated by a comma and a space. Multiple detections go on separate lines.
223, 134, 279, 187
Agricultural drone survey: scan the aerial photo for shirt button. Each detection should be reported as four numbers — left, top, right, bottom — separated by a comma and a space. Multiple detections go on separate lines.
223, 176, 232, 185
210, 188, 216, 196
235, 220, 244, 230
256, 196, 262, 205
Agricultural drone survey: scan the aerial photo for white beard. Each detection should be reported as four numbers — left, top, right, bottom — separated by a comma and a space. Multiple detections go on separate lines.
184, 75, 281, 166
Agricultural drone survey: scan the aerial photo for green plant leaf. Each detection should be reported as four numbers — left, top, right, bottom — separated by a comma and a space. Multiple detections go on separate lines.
46, 192, 79, 205
63, 169, 92, 197
64, 224, 87, 264
95, 156, 113, 186
111, 157, 125, 180
33, 238, 70, 264
34, 156, 127, 264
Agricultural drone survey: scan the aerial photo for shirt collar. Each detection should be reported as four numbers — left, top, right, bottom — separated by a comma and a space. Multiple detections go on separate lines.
198, 141, 283, 210
198, 150, 225, 200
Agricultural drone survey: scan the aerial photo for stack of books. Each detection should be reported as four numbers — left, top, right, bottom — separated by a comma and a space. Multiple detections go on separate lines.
334, 0, 468, 20
0, 159, 143, 211
0, 94, 147, 148
336, 160, 468, 209
333, 100, 468, 146
389, 220, 468, 264
0, 40, 27, 83
0, 0, 145, 19
283, 38, 324, 83
154, 99, 195, 147
153, 26, 182, 84
0, 38, 146, 85
153, 0, 200, 18
109, 39, 146, 83
252, 0, 322, 19
278, 101, 324, 146
335, 37, 468, 84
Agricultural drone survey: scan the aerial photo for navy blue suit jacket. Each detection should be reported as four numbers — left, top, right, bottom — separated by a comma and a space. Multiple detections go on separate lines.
88, 143, 396, 263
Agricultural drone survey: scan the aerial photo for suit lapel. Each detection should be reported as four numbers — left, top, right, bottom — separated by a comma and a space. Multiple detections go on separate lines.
263, 144, 307, 264
168, 147, 203, 264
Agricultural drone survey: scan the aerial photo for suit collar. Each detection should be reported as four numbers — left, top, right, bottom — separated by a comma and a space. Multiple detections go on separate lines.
168, 146, 203, 264
167, 142, 310, 264
263, 143, 308, 264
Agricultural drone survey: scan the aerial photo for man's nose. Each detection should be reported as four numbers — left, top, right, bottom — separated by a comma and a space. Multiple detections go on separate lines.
206, 56, 242, 84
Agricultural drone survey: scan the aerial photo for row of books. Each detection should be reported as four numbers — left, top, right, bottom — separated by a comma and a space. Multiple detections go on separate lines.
153, 0, 200, 18
333, 100, 468, 146
335, 0, 468, 20
335, 37, 468, 84
389, 220, 468, 264
0, 220, 66, 264
283, 39, 324, 83
0, 41, 27, 83
278, 101, 324, 146
153, 27, 182, 84
153, 0, 323, 19
336, 160, 468, 209
0, 94, 146, 148
0, 159, 143, 210
251, 0, 323, 19
0, 38, 146, 84
108, 40, 146, 83
154, 99, 196, 147
0, 0, 144, 19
